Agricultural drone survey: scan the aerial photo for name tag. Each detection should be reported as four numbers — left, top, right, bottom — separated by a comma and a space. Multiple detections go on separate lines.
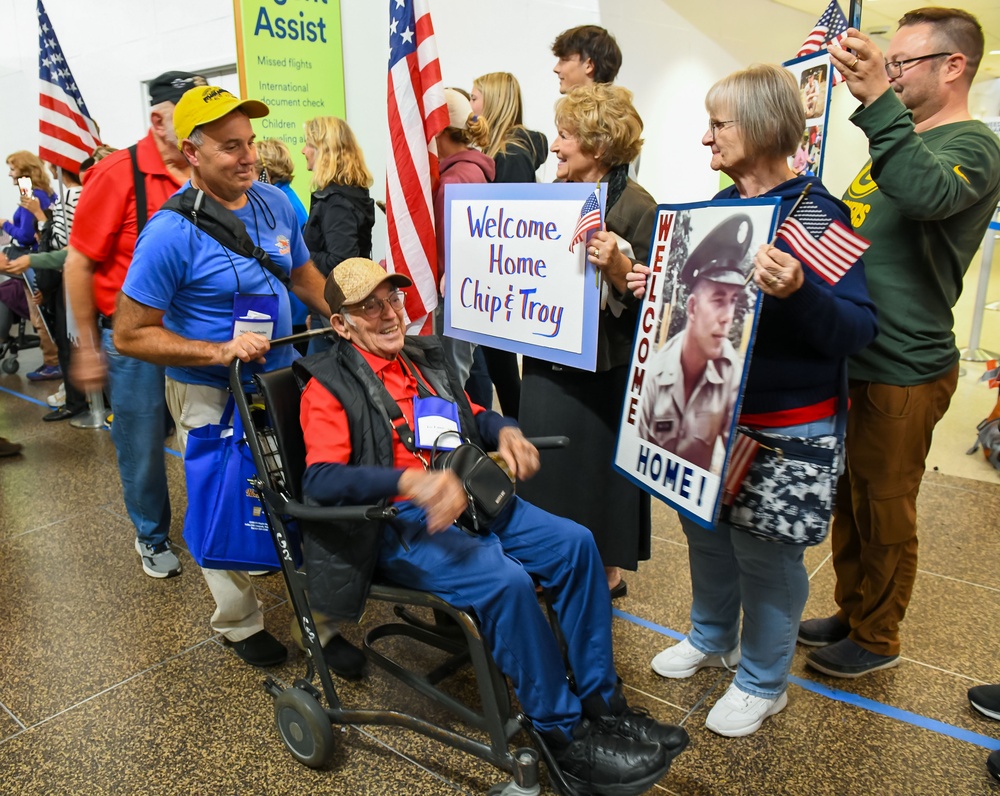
232, 292, 279, 339
413, 396, 461, 450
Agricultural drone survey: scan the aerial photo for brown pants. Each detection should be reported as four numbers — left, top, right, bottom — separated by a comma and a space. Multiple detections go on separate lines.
830, 366, 958, 656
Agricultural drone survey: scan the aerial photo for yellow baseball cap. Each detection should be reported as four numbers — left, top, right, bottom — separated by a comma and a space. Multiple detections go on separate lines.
173, 86, 269, 148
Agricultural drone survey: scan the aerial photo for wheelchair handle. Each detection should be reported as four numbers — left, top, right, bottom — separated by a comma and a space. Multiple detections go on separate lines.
525, 436, 569, 450
282, 500, 399, 523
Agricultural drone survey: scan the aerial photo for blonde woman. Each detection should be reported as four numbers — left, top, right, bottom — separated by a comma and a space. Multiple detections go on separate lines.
301, 117, 375, 352
471, 72, 548, 184
468, 72, 547, 416
517, 84, 655, 599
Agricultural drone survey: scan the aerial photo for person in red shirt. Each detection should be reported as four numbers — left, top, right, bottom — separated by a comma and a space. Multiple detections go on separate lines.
63, 71, 205, 579
297, 258, 689, 794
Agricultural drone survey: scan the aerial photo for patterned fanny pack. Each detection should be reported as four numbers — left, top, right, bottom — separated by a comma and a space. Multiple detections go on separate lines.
719, 429, 842, 546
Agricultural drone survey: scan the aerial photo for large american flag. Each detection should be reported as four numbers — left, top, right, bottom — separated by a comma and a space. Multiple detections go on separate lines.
797, 0, 850, 85
775, 198, 869, 285
37, 0, 101, 173
385, 0, 449, 334
568, 185, 602, 253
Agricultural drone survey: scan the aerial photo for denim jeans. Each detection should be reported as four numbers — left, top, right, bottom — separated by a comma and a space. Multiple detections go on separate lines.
680, 416, 837, 699
102, 327, 171, 546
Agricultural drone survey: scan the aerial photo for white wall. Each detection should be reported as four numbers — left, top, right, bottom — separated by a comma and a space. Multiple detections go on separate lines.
4, 0, 998, 264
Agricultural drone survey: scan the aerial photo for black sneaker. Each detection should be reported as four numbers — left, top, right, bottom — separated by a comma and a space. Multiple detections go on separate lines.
805, 638, 899, 679
988, 749, 1000, 783
797, 615, 850, 647
547, 719, 670, 795
602, 687, 689, 756
225, 630, 288, 667
969, 684, 1000, 721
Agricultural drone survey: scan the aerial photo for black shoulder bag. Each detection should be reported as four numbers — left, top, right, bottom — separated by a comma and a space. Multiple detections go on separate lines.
376, 353, 513, 535
160, 187, 291, 288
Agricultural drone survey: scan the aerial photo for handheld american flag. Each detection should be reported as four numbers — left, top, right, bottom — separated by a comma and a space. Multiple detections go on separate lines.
797, 0, 850, 85
385, 0, 449, 334
37, 0, 101, 172
568, 185, 602, 253
722, 433, 760, 506
775, 197, 869, 285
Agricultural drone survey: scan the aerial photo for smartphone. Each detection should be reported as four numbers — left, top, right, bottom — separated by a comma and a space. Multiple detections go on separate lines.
17, 176, 32, 197
848, 0, 862, 31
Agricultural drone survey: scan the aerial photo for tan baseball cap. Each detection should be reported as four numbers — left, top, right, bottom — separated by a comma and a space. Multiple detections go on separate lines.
325, 258, 412, 312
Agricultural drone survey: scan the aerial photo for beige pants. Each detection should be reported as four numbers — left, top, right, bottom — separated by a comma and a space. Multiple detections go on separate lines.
166, 376, 337, 646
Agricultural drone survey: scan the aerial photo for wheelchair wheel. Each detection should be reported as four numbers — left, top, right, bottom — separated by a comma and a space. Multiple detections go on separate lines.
274, 686, 334, 768
1, 358, 18, 374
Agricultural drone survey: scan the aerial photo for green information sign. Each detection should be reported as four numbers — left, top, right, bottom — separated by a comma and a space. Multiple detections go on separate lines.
233, 0, 346, 206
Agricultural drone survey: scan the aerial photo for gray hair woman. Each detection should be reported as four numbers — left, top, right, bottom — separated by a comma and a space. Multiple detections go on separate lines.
631, 64, 877, 737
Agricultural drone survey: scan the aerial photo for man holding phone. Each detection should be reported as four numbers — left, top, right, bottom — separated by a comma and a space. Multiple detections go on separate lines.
798, 9, 1000, 680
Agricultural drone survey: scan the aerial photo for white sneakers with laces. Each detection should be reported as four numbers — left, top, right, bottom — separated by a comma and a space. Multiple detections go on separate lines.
705, 683, 788, 737
650, 637, 741, 679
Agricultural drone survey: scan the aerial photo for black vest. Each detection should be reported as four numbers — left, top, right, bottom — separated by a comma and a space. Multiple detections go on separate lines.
291, 335, 482, 620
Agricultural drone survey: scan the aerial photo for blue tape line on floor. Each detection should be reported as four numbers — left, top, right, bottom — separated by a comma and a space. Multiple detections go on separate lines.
0, 383, 181, 458
613, 607, 1000, 751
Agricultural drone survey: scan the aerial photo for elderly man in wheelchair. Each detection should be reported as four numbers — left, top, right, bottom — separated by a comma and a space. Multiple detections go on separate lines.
295, 258, 688, 795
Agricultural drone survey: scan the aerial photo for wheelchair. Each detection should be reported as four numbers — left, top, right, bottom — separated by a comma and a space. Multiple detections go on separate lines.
230, 331, 584, 796
0, 276, 41, 375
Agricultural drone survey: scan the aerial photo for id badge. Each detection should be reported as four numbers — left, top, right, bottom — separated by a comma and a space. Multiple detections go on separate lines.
232, 293, 279, 339
413, 396, 461, 450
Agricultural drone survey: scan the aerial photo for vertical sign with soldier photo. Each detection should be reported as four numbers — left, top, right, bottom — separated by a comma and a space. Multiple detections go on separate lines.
614, 199, 780, 528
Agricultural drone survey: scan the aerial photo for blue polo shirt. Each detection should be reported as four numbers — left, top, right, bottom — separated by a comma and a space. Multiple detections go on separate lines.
122, 180, 311, 388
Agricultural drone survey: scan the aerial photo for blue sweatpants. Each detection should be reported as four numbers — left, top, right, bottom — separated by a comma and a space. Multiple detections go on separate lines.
379, 496, 617, 736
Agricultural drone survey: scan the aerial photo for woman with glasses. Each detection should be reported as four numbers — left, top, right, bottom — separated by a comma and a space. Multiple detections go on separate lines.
301, 117, 376, 355
517, 83, 656, 600
628, 63, 877, 737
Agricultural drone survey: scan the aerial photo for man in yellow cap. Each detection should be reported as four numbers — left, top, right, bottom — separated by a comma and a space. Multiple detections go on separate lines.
112, 87, 350, 674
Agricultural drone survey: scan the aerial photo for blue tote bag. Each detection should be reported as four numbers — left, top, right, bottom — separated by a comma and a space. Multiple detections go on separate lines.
182, 397, 280, 570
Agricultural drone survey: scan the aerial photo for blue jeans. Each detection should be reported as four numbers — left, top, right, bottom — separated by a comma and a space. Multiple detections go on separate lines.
379, 496, 616, 736
102, 327, 171, 546
680, 416, 837, 699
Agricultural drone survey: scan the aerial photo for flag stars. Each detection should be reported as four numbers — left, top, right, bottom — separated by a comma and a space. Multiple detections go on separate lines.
400, 26, 414, 45
390, 17, 398, 35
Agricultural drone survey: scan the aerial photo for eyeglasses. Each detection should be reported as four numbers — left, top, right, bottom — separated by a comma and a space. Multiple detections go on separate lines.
344, 291, 405, 319
707, 120, 738, 137
884, 52, 952, 79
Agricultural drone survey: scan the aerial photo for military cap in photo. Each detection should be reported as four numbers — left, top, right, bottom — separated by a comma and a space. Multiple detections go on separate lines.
680, 213, 753, 287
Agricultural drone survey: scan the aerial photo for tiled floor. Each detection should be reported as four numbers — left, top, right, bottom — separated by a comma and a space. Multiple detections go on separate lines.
2, 337, 1000, 794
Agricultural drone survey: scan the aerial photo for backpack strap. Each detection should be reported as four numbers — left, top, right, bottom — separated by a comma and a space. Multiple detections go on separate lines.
128, 144, 148, 234
161, 187, 292, 288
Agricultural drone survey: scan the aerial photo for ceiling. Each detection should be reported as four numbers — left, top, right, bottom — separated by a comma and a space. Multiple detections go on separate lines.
660, 0, 999, 83
774, 0, 1000, 81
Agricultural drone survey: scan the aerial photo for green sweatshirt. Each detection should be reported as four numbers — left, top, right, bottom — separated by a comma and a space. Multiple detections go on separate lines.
843, 89, 1000, 385
27, 250, 67, 270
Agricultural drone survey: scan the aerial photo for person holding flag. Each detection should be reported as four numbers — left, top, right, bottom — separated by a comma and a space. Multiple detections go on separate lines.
797, 8, 1000, 686
628, 63, 877, 737
518, 82, 655, 599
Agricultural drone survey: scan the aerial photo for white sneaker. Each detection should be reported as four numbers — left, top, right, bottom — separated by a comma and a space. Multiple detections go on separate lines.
705, 683, 788, 737
47, 383, 66, 408
651, 637, 741, 679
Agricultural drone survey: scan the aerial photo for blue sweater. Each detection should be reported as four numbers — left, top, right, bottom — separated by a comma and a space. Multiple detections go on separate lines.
3, 188, 53, 249
715, 176, 878, 416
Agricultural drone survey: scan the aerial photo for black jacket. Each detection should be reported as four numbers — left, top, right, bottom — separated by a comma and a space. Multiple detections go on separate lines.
493, 127, 548, 184
303, 184, 376, 277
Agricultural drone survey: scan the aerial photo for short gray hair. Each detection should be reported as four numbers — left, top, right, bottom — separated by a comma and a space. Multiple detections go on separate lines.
705, 63, 805, 161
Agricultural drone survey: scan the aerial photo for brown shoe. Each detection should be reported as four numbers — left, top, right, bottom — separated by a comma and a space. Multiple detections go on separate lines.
0, 437, 23, 457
